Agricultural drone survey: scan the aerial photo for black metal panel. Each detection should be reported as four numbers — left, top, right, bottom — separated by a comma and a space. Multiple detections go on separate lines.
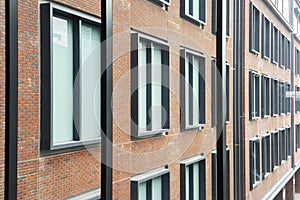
146, 46, 152, 131
5, 0, 18, 199
130, 181, 139, 200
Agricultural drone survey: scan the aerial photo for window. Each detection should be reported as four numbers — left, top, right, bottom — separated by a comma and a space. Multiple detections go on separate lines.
272, 131, 279, 170
181, 0, 206, 25
286, 83, 291, 114
212, 0, 230, 37
262, 75, 270, 117
211, 59, 230, 127
262, 135, 271, 179
272, 26, 279, 64
212, 149, 230, 200
262, 16, 270, 59
131, 167, 170, 200
286, 127, 291, 157
280, 34, 286, 68
180, 155, 206, 200
131, 32, 170, 138
249, 71, 260, 119
279, 129, 286, 163
40, 3, 101, 150
296, 124, 300, 150
180, 48, 205, 130
279, 81, 285, 115
272, 79, 279, 116
296, 86, 300, 113
250, 3, 260, 54
250, 138, 260, 190
296, 49, 300, 76
286, 40, 291, 70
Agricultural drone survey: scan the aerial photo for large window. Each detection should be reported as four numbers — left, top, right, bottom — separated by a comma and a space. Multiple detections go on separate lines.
262, 75, 270, 117
180, 155, 206, 200
131, 168, 170, 200
272, 26, 279, 64
131, 32, 170, 138
272, 79, 279, 116
262, 134, 271, 179
249, 71, 260, 119
212, 149, 230, 200
250, 3, 260, 54
286, 127, 291, 157
181, 0, 206, 24
250, 138, 260, 190
180, 48, 205, 130
212, 0, 230, 37
279, 129, 286, 163
272, 131, 279, 170
40, 4, 101, 150
262, 15, 270, 59
279, 81, 285, 115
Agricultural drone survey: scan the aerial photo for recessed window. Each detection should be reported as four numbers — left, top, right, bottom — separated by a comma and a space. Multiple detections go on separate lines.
286, 83, 291, 114
262, 135, 271, 179
262, 75, 270, 117
286, 127, 291, 157
180, 48, 205, 130
279, 129, 286, 163
272, 79, 279, 116
249, 71, 260, 119
272, 131, 279, 170
40, 3, 101, 150
211, 0, 230, 37
181, 0, 206, 25
296, 48, 300, 76
180, 155, 206, 200
272, 26, 279, 64
262, 16, 270, 59
131, 32, 170, 138
296, 86, 300, 113
212, 149, 230, 200
250, 3, 260, 54
280, 34, 286, 68
286, 40, 291, 70
131, 168, 170, 200
296, 124, 300, 150
250, 138, 260, 190
279, 81, 285, 115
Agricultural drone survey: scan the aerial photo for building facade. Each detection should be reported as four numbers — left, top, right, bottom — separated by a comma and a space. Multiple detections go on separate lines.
2, 0, 300, 199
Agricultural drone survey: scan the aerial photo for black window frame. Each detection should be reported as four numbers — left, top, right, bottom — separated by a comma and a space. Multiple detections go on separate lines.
180, 155, 206, 200
249, 71, 260, 120
272, 131, 279, 170
40, 3, 102, 151
272, 25, 279, 64
279, 81, 286, 115
131, 32, 170, 139
212, 0, 230, 37
180, 48, 206, 130
131, 167, 170, 200
279, 129, 286, 163
250, 2, 260, 54
286, 39, 291, 70
250, 137, 260, 190
261, 75, 271, 117
180, 0, 206, 26
279, 34, 286, 68
262, 134, 271, 179
286, 127, 291, 157
286, 83, 291, 114
272, 79, 279, 116
262, 15, 271, 60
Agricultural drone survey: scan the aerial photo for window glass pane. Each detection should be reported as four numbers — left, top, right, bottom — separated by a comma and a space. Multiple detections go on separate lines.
193, 163, 200, 200
138, 41, 147, 132
52, 16, 74, 144
80, 23, 101, 140
186, 166, 190, 200
193, 0, 200, 19
139, 182, 147, 200
152, 176, 162, 200
186, 55, 190, 126
255, 76, 259, 117
152, 45, 162, 130
193, 57, 200, 125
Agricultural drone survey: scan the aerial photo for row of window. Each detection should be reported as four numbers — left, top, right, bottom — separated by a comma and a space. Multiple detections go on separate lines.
250, 127, 291, 190
249, 71, 291, 120
131, 150, 230, 200
250, 3, 291, 70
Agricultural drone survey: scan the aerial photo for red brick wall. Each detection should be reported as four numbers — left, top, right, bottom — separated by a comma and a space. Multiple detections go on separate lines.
0, 0, 5, 198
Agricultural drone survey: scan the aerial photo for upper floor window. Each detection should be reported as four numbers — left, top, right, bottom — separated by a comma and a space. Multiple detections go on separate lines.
40, 3, 101, 150
212, 0, 230, 37
250, 3, 260, 54
180, 155, 206, 200
272, 26, 279, 64
279, 81, 285, 115
262, 134, 271, 179
272, 79, 279, 116
131, 32, 170, 138
262, 16, 270, 59
250, 138, 260, 190
279, 34, 286, 68
180, 48, 206, 130
249, 71, 260, 120
279, 129, 286, 163
286, 83, 291, 114
272, 131, 279, 170
286, 127, 291, 157
296, 48, 300, 76
296, 86, 300, 113
296, 124, 300, 150
262, 75, 270, 117
181, 0, 206, 25
131, 167, 170, 200
286, 40, 291, 70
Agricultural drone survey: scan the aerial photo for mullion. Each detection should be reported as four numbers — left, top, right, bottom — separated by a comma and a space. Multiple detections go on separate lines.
188, 165, 194, 200
146, 180, 152, 200
146, 43, 152, 131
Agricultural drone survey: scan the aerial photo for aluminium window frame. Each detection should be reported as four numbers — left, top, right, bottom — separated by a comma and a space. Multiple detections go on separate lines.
249, 71, 260, 120
131, 31, 170, 139
249, 137, 260, 190
286, 126, 291, 158
279, 128, 286, 164
261, 133, 271, 180
271, 130, 279, 171
286, 83, 291, 114
262, 15, 271, 60
40, 2, 101, 151
211, 0, 230, 38
180, 155, 206, 200
272, 25, 279, 64
261, 75, 271, 118
279, 80, 286, 115
296, 123, 300, 151
180, 0, 206, 26
250, 2, 261, 54
279, 33, 286, 68
272, 78, 279, 117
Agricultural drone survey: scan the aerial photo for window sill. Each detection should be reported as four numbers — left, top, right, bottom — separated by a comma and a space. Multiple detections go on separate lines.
263, 115, 271, 119
272, 114, 278, 117
250, 117, 260, 121
263, 172, 270, 180
132, 129, 169, 140
273, 166, 279, 171
149, 0, 171, 10
280, 113, 286, 116
271, 60, 278, 65
181, 13, 206, 27
51, 138, 101, 150
181, 124, 205, 132
263, 55, 270, 61
252, 180, 260, 190
250, 49, 260, 56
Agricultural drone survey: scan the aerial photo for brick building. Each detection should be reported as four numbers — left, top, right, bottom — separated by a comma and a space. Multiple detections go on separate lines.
2, 0, 300, 199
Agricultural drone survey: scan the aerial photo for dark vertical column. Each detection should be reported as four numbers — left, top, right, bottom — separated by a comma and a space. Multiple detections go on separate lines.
233, 0, 245, 198
5, 0, 18, 199
216, 0, 227, 199
101, 0, 113, 199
